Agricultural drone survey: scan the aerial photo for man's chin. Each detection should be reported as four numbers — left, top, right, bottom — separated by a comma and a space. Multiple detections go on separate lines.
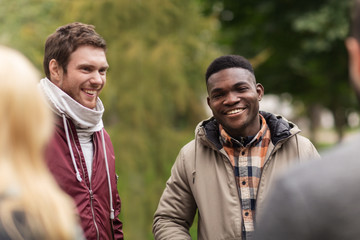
222, 124, 244, 136
80, 102, 96, 109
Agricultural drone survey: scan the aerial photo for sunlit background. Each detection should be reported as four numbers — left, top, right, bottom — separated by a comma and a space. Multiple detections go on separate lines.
1, 0, 356, 239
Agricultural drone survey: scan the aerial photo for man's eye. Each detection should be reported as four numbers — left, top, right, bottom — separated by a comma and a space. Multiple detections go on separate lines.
212, 94, 223, 99
237, 87, 248, 92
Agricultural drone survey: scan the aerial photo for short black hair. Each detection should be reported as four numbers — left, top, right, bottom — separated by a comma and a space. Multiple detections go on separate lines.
205, 55, 254, 82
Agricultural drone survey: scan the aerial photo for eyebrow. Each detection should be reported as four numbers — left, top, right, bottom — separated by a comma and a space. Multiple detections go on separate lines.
210, 81, 250, 93
210, 86, 222, 93
77, 63, 109, 69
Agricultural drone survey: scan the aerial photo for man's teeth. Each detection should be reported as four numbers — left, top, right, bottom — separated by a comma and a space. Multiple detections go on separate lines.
84, 90, 96, 95
227, 109, 243, 115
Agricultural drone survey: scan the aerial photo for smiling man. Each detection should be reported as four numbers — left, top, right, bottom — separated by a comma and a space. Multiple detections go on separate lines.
153, 55, 319, 240
39, 22, 123, 240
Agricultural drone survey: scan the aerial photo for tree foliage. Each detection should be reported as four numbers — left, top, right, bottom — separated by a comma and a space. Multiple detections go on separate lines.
0, 0, 219, 238
201, 0, 356, 143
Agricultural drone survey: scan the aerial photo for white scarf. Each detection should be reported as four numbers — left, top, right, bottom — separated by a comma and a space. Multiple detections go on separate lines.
39, 78, 104, 132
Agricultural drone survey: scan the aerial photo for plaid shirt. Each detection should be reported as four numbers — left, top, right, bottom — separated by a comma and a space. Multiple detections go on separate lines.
220, 114, 271, 239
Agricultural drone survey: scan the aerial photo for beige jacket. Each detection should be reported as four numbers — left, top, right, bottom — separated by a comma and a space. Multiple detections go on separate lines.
153, 112, 320, 240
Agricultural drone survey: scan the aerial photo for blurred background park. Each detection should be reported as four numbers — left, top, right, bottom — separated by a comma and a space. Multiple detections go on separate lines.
1, 0, 358, 239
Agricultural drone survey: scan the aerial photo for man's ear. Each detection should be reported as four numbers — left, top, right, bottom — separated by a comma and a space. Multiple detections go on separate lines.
256, 83, 264, 101
48, 59, 63, 86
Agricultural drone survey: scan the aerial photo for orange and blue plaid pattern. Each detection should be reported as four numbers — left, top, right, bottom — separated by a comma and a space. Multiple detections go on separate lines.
220, 114, 271, 239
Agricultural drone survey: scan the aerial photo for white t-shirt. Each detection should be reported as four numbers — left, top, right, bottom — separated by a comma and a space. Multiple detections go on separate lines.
78, 131, 94, 181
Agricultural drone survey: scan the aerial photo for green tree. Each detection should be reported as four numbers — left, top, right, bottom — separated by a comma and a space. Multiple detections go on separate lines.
0, 0, 219, 238
0, 0, 61, 70
201, 0, 356, 143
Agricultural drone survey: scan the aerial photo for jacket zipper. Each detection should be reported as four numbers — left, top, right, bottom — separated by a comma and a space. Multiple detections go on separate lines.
90, 135, 100, 240
69, 125, 100, 240
89, 189, 100, 240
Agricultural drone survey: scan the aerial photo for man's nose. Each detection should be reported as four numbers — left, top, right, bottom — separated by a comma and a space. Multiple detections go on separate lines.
224, 92, 240, 105
90, 71, 104, 85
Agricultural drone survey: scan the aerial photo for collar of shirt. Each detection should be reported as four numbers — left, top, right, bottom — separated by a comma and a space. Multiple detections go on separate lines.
219, 114, 268, 148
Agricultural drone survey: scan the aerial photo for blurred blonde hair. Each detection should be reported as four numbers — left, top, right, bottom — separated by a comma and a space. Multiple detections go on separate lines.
0, 45, 79, 239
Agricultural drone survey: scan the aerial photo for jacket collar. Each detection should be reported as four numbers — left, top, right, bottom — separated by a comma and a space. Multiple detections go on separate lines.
196, 111, 300, 149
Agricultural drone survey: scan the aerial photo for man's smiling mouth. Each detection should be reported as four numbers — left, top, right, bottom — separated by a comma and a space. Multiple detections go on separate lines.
225, 108, 245, 115
84, 89, 97, 95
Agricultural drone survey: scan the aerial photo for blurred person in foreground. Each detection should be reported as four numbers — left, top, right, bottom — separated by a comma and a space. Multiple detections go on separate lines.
0, 45, 84, 239
254, 1, 360, 239
153, 54, 320, 240
38, 22, 123, 240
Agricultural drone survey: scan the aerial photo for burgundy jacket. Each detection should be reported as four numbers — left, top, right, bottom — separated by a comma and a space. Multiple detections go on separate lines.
45, 117, 123, 240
